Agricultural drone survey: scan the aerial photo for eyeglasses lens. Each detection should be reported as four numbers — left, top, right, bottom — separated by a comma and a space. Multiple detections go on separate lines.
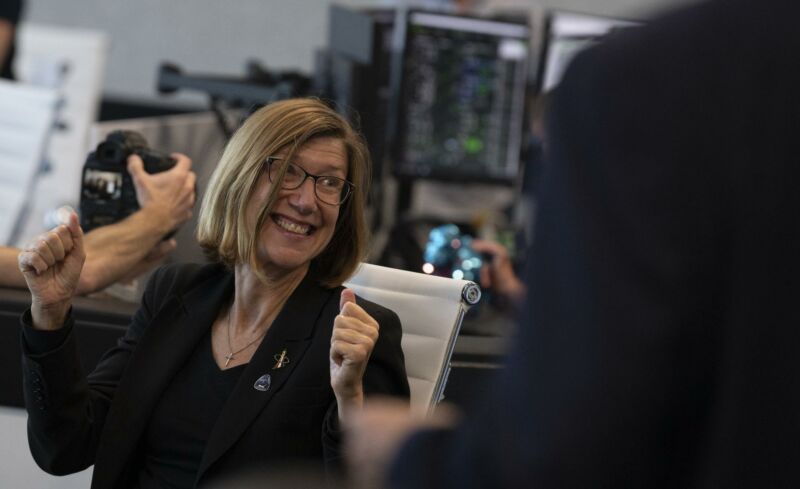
269, 160, 350, 205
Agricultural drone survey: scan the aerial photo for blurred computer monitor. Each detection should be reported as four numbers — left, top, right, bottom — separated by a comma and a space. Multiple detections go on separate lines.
537, 10, 640, 93
392, 11, 530, 183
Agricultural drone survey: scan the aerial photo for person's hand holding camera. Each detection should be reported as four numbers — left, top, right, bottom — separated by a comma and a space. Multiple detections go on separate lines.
18, 213, 85, 330
471, 238, 526, 306
128, 153, 196, 234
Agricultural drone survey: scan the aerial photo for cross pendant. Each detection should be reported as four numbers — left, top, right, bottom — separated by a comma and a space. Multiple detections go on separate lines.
224, 353, 234, 367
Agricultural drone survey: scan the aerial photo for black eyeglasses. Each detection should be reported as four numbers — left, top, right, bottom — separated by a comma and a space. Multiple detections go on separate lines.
265, 157, 354, 206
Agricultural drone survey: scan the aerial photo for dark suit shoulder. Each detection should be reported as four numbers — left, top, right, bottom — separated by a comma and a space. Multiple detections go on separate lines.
354, 291, 409, 398
329, 284, 402, 327
359, 296, 400, 325
567, 0, 797, 92
0, 0, 22, 21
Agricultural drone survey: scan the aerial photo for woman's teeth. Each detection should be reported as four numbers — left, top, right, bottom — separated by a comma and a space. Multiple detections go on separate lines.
275, 216, 310, 235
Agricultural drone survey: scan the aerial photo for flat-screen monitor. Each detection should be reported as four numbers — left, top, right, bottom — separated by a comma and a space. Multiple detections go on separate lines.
537, 10, 640, 93
393, 11, 530, 183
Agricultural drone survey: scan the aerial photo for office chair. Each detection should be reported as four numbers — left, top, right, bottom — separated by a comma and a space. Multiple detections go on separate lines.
344, 262, 481, 415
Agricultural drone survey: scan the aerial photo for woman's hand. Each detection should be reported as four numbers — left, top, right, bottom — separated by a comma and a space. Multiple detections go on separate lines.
330, 288, 379, 421
17, 212, 85, 330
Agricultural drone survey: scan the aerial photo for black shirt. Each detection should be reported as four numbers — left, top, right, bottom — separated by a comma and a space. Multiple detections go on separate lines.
137, 330, 245, 489
0, 0, 23, 80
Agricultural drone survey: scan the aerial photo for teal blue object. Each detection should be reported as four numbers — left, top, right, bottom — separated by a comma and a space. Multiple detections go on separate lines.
423, 224, 482, 282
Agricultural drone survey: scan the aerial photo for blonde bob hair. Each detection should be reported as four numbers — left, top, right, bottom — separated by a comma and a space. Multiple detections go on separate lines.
196, 98, 371, 288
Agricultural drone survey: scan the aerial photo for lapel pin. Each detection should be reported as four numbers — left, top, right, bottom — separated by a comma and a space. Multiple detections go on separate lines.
253, 374, 271, 392
273, 349, 290, 370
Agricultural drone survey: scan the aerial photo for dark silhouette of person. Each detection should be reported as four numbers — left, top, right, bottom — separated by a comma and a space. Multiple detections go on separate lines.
348, 0, 800, 487
0, 0, 22, 80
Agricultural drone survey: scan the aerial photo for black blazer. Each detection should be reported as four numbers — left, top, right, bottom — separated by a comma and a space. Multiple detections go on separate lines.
390, 0, 800, 488
22, 262, 409, 488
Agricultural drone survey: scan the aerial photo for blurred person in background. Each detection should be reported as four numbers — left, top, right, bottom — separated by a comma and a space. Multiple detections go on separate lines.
347, 0, 800, 487
0, 0, 197, 294
0, 0, 21, 80
472, 238, 526, 308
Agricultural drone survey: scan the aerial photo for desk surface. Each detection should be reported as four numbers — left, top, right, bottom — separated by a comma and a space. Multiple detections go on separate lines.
0, 287, 137, 326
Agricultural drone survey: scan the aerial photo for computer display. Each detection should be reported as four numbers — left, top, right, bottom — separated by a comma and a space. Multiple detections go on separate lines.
393, 11, 530, 183
537, 10, 640, 93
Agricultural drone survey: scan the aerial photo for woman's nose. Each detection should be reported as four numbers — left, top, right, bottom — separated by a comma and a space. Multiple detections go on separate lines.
288, 177, 318, 210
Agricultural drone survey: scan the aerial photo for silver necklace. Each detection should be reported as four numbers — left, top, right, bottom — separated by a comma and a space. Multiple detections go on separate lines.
224, 304, 267, 367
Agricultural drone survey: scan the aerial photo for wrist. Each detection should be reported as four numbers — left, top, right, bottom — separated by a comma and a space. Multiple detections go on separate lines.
137, 204, 175, 235
506, 277, 527, 304
335, 388, 365, 422
30, 300, 71, 331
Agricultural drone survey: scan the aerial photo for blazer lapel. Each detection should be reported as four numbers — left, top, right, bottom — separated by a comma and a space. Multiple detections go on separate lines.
196, 271, 335, 480
93, 269, 234, 489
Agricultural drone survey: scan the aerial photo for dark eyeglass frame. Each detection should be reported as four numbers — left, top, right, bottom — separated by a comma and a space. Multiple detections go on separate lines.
265, 156, 355, 206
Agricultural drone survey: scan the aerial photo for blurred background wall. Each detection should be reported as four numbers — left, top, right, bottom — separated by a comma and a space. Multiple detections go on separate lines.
23, 0, 698, 106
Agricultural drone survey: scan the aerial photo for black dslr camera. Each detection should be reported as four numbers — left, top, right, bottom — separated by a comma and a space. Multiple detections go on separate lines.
79, 130, 176, 232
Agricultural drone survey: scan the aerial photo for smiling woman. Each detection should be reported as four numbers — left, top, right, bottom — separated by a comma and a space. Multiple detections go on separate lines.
18, 98, 409, 489
246, 138, 347, 276
197, 99, 371, 288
